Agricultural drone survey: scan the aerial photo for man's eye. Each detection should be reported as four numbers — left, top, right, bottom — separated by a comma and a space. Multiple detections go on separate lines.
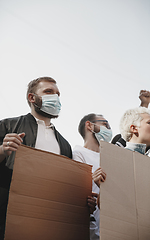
46, 90, 53, 93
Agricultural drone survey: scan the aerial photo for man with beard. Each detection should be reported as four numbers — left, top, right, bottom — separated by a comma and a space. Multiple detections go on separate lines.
73, 113, 111, 240
0, 76, 72, 164
0, 77, 96, 239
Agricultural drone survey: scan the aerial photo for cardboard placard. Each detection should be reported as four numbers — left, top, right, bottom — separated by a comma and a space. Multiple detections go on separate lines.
5, 145, 92, 240
100, 141, 150, 240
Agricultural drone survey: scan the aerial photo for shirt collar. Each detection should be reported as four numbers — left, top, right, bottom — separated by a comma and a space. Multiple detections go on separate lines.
32, 115, 54, 129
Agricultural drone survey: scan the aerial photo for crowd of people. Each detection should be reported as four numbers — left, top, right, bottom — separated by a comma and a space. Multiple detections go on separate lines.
0, 76, 150, 240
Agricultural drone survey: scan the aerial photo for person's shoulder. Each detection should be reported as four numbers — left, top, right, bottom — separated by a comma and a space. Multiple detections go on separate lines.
73, 145, 86, 163
73, 145, 84, 153
73, 145, 93, 156
0, 113, 31, 123
0, 115, 21, 125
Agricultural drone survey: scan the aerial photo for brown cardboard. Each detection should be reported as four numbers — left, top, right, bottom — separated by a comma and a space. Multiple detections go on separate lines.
100, 141, 150, 240
4, 145, 92, 240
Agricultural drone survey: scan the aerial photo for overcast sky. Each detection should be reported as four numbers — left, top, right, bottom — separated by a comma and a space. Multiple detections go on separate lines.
0, 0, 150, 149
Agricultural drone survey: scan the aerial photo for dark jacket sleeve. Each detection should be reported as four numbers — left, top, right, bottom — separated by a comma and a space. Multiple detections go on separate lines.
0, 119, 13, 189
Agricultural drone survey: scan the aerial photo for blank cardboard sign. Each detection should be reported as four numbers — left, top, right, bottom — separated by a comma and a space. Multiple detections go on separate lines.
5, 145, 92, 240
100, 141, 150, 240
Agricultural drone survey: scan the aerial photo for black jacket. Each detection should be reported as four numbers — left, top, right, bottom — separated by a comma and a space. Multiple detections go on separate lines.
0, 113, 72, 229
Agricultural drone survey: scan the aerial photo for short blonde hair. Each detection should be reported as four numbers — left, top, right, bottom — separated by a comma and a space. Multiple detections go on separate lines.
120, 107, 150, 141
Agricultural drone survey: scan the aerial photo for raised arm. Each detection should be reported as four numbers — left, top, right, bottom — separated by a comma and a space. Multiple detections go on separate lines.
139, 90, 150, 108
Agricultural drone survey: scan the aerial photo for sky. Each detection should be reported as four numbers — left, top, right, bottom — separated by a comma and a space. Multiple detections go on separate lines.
0, 0, 150, 149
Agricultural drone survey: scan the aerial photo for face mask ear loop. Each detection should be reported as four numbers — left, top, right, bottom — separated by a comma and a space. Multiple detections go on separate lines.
33, 93, 42, 99
89, 122, 95, 134
90, 122, 101, 134
32, 93, 41, 109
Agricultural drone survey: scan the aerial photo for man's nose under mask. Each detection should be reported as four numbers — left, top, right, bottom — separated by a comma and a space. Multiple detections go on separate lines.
34, 94, 61, 116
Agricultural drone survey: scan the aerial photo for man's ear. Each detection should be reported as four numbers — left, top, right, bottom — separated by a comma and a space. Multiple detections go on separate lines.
130, 125, 138, 134
28, 93, 35, 104
85, 121, 94, 132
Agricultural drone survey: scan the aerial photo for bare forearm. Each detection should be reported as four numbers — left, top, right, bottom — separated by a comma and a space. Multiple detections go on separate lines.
140, 102, 149, 108
139, 90, 150, 108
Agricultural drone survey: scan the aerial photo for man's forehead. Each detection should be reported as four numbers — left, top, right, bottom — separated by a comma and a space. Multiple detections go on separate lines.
36, 81, 59, 92
95, 115, 106, 121
37, 81, 57, 88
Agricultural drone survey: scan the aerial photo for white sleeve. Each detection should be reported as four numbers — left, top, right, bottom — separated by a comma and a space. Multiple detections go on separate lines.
73, 151, 86, 163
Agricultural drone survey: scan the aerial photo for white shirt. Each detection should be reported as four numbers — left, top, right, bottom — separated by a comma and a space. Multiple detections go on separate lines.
35, 118, 60, 155
73, 145, 100, 240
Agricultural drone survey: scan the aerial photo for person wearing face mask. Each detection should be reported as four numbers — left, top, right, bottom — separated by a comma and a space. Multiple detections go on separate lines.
111, 89, 150, 148
120, 107, 150, 155
0, 77, 96, 239
0, 77, 71, 239
73, 113, 112, 240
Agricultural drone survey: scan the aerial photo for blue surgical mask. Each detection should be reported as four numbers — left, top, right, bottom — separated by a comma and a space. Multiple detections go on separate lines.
93, 125, 112, 143
40, 94, 61, 116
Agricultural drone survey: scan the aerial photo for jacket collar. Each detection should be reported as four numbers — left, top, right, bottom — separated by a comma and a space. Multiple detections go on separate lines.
125, 142, 146, 155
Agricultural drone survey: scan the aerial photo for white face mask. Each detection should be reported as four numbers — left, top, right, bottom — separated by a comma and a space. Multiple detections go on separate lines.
40, 94, 61, 116
92, 125, 112, 143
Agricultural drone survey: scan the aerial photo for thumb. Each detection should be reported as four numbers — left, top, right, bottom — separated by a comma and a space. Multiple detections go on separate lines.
18, 132, 25, 139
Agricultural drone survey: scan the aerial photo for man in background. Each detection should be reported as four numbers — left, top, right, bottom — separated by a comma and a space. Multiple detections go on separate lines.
73, 113, 112, 240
